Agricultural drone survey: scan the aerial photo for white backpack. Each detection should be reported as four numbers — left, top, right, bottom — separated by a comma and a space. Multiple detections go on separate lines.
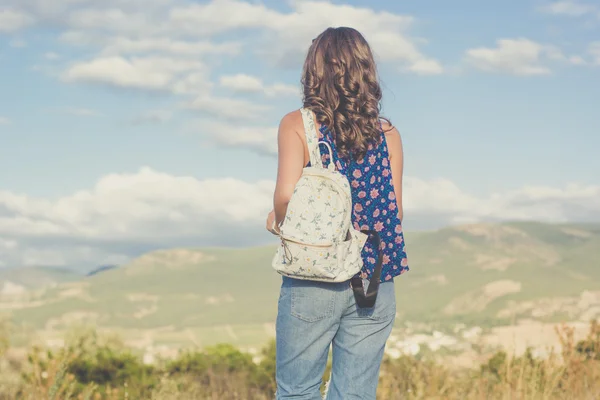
271, 108, 371, 283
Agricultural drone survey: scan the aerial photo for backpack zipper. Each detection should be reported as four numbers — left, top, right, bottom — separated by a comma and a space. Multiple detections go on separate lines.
280, 236, 334, 248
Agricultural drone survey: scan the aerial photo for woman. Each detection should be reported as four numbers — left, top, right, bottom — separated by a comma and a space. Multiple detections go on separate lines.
265, 27, 409, 400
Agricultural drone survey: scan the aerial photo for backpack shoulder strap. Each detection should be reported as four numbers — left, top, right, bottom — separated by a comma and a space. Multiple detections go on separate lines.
300, 108, 323, 168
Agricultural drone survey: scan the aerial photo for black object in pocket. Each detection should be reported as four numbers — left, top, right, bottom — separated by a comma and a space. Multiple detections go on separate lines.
351, 230, 383, 308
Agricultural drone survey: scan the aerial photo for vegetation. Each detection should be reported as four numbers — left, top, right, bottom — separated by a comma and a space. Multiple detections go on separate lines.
1, 222, 599, 398
0, 321, 599, 399
3, 222, 600, 352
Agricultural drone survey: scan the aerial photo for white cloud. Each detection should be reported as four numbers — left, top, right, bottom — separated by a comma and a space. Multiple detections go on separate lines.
465, 39, 557, 76
186, 96, 270, 121
3, 0, 443, 115
167, 0, 285, 37
59, 30, 106, 47
543, 45, 589, 66
544, 45, 566, 61
59, 31, 241, 58
277, 2, 443, 74
219, 74, 300, 97
59, 107, 102, 117
0, 117, 11, 125
265, 83, 301, 97
193, 120, 278, 156
0, 9, 34, 32
219, 74, 263, 92
65, 7, 153, 34
9, 39, 27, 48
166, 0, 442, 74
62, 56, 209, 93
63, 57, 170, 89
406, 59, 445, 75
589, 42, 600, 65
0, 167, 274, 267
9, 0, 441, 75
130, 109, 173, 125
99, 37, 241, 57
44, 52, 60, 60
170, 72, 214, 95
403, 178, 600, 226
568, 55, 587, 65
42, 106, 102, 116
0, 168, 598, 268
538, 1, 597, 16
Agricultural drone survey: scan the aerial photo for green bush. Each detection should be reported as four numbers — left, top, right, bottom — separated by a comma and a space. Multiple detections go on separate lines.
576, 320, 600, 360
167, 343, 274, 394
68, 346, 156, 394
1, 320, 600, 399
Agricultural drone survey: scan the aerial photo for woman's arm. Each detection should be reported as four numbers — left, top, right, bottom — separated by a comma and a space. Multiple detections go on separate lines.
384, 124, 404, 222
273, 112, 305, 226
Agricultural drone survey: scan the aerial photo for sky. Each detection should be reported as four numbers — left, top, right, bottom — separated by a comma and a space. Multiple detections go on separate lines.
0, 0, 599, 270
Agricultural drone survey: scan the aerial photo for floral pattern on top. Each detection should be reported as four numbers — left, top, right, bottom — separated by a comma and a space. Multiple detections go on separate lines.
308, 123, 409, 282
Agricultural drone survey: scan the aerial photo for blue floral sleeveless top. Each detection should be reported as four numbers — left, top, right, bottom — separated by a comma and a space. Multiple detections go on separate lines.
309, 123, 409, 282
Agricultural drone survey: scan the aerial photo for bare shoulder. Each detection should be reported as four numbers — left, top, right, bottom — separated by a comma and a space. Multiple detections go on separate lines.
277, 110, 304, 142
278, 109, 306, 150
381, 120, 400, 138
279, 109, 303, 130
381, 120, 403, 158
382, 121, 401, 143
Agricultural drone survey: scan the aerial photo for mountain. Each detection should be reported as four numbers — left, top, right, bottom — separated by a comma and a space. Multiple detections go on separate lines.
86, 265, 119, 277
2, 222, 600, 359
0, 266, 81, 291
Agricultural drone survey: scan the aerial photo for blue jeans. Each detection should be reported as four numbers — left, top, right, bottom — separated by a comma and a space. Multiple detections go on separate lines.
275, 276, 396, 400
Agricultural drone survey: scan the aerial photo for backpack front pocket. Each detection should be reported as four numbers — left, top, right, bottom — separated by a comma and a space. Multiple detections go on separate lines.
272, 239, 338, 280
272, 229, 367, 282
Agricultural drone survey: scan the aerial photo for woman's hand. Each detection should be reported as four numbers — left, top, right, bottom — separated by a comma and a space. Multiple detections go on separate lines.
266, 210, 280, 235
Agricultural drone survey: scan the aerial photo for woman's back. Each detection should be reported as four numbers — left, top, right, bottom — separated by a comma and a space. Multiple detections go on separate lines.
277, 109, 408, 282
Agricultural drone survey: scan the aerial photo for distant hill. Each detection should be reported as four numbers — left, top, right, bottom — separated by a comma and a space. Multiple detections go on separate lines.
3, 221, 600, 356
0, 266, 81, 291
86, 265, 119, 277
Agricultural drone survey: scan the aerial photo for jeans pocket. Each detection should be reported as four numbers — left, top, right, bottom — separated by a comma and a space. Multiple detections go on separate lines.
357, 280, 396, 321
290, 278, 336, 322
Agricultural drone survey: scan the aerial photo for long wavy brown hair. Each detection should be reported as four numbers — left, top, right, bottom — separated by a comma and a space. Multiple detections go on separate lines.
301, 27, 390, 161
